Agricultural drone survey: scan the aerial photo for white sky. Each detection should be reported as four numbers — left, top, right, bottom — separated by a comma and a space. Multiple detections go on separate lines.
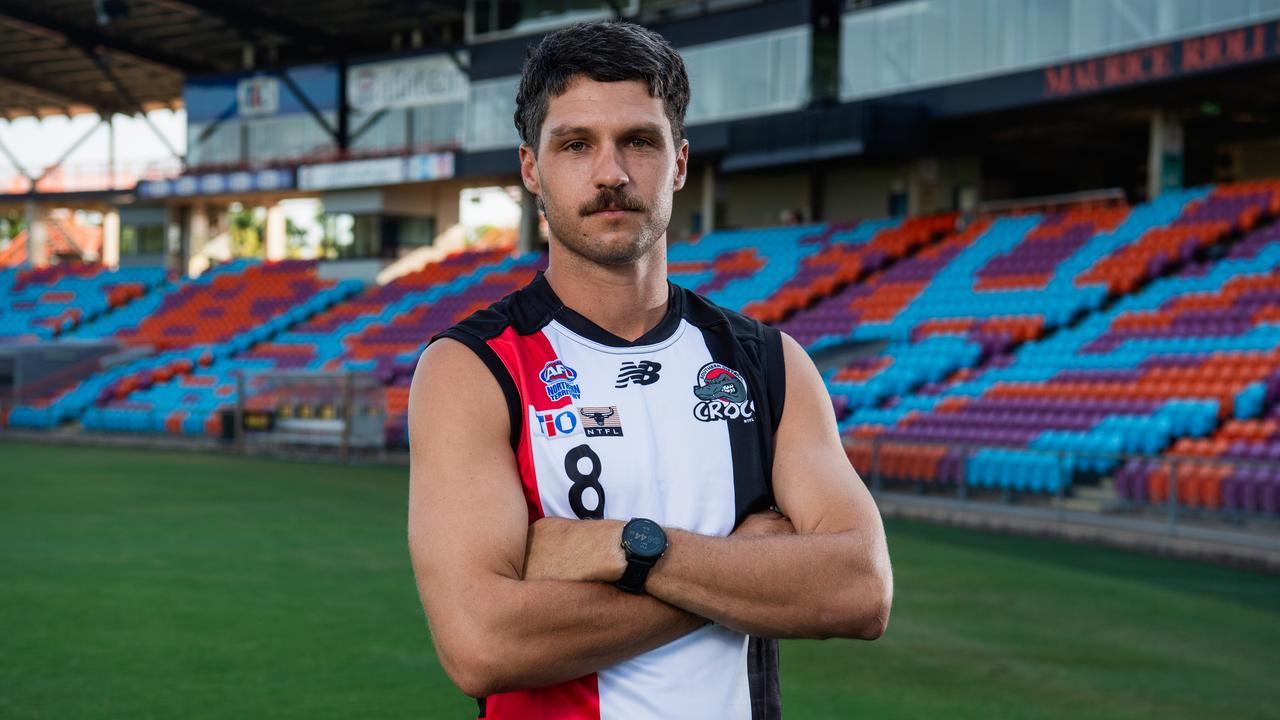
0, 109, 186, 175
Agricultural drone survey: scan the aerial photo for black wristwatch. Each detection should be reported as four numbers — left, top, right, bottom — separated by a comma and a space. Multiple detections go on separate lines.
616, 518, 667, 595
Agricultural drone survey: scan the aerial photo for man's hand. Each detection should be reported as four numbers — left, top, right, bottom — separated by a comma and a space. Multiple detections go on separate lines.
523, 517, 626, 583
731, 509, 796, 538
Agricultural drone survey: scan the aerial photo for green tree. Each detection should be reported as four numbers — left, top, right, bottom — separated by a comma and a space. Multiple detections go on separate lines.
229, 207, 262, 257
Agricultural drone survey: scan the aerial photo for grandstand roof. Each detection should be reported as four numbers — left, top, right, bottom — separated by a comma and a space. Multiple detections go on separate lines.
0, 0, 464, 120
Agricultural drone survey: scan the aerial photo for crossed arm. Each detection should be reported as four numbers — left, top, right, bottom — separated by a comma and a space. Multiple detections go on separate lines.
407, 334, 892, 698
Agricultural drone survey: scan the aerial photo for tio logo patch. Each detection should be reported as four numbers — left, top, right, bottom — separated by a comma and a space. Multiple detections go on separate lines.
539, 359, 581, 401
616, 360, 662, 388
577, 405, 624, 437
536, 408, 579, 438
692, 362, 755, 423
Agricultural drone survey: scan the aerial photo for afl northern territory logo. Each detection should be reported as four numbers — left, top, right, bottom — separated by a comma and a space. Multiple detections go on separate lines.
692, 362, 755, 422
539, 359, 581, 402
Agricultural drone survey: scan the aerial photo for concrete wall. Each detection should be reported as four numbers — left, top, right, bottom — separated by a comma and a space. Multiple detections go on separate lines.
722, 171, 811, 228
1231, 138, 1280, 181
822, 154, 981, 221
822, 164, 901, 221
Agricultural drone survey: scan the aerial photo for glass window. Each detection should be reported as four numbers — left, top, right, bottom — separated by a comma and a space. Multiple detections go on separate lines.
770, 30, 810, 106
1160, 0, 1202, 34
1109, 0, 1157, 47
246, 113, 338, 164
990, 0, 1028, 67
842, 0, 1280, 101
919, 1, 951, 84
876, 4, 921, 89
1205, 0, 1251, 26
121, 224, 165, 255
187, 121, 242, 167
685, 28, 810, 125
412, 102, 466, 149
466, 76, 521, 150
1030, 0, 1070, 62
1069, 2, 1107, 56
953, 1, 987, 75
1258, 0, 1280, 17
469, 0, 630, 40
350, 109, 409, 154
840, 13, 878, 99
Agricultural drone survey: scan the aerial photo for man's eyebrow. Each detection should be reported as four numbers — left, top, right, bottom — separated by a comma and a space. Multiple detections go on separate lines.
545, 123, 666, 139
622, 123, 665, 136
547, 125, 594, 139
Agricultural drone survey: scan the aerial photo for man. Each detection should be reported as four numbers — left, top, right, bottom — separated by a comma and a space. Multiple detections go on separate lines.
408, 20, 892, 719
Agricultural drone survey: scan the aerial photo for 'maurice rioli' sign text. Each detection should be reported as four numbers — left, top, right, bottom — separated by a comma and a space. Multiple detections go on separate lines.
1043, 21, 1278, 99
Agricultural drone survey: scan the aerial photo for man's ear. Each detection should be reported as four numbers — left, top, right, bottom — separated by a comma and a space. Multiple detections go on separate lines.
673, 139, 689, 192
519, 144, 541, 197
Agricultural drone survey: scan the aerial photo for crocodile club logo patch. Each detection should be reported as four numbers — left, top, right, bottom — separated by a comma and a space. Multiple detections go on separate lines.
692, 362, 755, 423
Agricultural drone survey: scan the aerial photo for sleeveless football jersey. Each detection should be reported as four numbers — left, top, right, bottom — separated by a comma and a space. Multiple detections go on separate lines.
433, 272, 785, 720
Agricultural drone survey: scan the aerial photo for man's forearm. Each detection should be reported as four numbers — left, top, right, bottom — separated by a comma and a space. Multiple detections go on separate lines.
441, 575, 703, 696
645, 529, 890, 640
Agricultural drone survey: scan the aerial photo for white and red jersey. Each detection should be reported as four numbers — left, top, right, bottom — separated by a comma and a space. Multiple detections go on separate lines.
433, 273, 786, 720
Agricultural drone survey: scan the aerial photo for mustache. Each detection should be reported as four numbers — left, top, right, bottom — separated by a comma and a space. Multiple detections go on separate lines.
579, 187, 647, 216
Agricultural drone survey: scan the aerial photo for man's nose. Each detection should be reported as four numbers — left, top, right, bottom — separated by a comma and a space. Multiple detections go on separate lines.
592, 144, 630, 189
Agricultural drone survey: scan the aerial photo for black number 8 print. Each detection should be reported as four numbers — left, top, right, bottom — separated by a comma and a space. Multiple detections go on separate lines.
565, 444, 605, 519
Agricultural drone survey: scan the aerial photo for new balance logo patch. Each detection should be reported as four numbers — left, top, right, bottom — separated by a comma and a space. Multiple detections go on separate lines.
616, 360, 662, 388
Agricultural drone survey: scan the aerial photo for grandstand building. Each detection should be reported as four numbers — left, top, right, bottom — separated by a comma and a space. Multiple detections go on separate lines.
4, 1, 1280, 541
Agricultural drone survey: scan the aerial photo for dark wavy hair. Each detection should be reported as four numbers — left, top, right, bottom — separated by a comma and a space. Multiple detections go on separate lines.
514, 20, 691, 151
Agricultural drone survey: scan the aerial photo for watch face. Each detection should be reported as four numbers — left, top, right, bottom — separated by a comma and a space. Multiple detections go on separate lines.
623, 518, 666, 559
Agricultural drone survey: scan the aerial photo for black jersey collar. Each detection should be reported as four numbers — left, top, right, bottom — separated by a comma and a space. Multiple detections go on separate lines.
529, 271, 684, 348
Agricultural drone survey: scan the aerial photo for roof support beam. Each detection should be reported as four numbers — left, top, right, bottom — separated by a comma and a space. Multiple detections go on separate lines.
87, 52, 185, 162
152, 0, 340, 54
33, 116, 107, 185
0, 63, 114, 112
0, 0, 216, 74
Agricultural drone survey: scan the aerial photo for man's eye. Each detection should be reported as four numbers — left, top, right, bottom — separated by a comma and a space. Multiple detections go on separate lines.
565, 141, 587, 152
629, 137, 652, 148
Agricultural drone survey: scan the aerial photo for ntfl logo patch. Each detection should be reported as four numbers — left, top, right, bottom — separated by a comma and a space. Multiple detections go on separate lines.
692, 362, 755, 422
539, 359, 581, 401
577, 405, 624, 437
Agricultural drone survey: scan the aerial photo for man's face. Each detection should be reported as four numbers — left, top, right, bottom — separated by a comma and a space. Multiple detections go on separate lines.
520, 77, 688, 267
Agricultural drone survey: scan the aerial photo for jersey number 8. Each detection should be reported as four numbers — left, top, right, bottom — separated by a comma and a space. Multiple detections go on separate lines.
564, 444, 605, 519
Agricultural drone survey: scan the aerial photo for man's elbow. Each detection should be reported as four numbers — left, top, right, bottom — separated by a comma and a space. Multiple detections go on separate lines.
833, 562, 893, 641
854, 578, 892, 640
438, 638, 511, 699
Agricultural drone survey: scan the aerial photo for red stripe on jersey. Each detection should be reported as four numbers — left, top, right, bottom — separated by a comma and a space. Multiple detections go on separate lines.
487, 325, 567, 521
484, 678, 602, 719
484, 326, 601, 720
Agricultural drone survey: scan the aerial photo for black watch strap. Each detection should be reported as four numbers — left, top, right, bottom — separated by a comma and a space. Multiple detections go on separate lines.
616, 556, 657, 595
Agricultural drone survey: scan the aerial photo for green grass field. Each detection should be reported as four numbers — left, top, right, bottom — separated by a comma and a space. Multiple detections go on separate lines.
2, 441, 1277, 719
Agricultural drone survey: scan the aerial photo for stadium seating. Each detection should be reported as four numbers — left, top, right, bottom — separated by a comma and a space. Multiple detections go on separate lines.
844, 183, 1280, 503
668, 216, 956, 320
0, 263, 166, 341
82, 248, 541, 442
741, 214, 956, 324
113, 259, 356, 350
74, 259, 361, 435
7, 178, 1280, 521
